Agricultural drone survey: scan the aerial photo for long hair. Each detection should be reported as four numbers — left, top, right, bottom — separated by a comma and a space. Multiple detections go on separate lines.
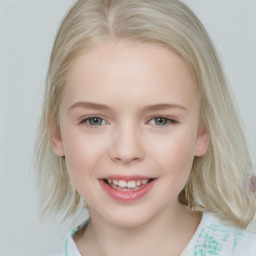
34, 0, 255, 228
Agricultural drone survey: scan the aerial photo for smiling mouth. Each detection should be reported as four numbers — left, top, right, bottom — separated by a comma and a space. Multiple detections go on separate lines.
103, 178, 155, 191
99, 176, 157, 202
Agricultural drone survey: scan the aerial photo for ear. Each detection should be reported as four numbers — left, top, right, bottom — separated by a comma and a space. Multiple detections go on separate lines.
194, 127, 209, 157
47, 115, 65, 157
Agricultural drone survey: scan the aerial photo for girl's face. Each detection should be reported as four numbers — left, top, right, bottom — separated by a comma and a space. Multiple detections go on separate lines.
51, 41, 208, 227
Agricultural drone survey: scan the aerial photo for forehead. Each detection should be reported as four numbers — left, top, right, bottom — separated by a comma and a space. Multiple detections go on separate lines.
62, 40, 197, 111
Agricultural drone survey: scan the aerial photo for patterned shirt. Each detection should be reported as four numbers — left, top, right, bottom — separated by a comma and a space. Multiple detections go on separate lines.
48, 213, 256, 256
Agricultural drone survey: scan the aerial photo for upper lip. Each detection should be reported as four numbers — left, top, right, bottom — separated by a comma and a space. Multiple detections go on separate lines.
100, 175, 155, 181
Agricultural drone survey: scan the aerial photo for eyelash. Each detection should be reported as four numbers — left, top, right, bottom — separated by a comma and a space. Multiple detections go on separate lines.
80, 115, 178, 128
80, 115, 108, 127
147, 116, 178, 126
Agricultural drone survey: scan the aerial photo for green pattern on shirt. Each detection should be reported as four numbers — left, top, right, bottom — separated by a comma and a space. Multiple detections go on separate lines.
194, 223, 244, 255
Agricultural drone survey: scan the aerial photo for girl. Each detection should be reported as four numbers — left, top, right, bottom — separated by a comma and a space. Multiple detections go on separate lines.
35, 0, 256, 255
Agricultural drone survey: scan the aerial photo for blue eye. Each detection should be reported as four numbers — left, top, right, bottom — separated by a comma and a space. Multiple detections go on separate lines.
149, 117, 176, 126
84, 117, 107, 126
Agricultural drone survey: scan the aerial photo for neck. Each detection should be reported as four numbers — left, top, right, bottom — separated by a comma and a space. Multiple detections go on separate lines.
75, 204, 201, 256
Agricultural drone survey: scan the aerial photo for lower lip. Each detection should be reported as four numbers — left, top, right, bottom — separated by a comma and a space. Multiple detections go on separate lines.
99, 179, 157, 202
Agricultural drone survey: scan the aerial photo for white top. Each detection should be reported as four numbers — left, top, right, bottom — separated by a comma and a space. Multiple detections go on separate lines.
48, 213, 256, 256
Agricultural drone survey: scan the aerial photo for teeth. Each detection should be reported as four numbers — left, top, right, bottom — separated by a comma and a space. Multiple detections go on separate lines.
107, 178, 152, 189
142, 179, 148, 185
119, 180, 127, 188
136, 180, 141, 186
113, 179, 119, 185
128, 180, 136, 188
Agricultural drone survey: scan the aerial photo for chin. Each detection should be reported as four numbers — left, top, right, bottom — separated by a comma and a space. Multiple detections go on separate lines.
109, 215, 151, 228
99, 204, 160, 229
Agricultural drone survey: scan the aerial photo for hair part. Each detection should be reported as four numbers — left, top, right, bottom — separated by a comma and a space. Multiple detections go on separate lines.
34, 0, 255, 228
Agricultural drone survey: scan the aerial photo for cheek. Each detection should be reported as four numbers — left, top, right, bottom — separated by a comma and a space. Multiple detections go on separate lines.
156, 135, 196, 196
60, 128, 106, 182
61, 132, 107, 204
149, 131, 196, 186
155, 132, 195, 165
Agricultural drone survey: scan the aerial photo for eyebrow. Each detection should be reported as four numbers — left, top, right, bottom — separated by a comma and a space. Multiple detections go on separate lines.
69, 102, 112, 111
142, 103, 187, 112
69, 101, 187, 112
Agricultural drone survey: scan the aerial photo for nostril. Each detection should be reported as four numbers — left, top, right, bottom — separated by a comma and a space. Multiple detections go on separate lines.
108, 136, 145, 164
113, 157, 143, 165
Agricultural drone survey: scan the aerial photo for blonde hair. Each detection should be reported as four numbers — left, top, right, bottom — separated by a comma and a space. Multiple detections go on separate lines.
35, 0, 256, 228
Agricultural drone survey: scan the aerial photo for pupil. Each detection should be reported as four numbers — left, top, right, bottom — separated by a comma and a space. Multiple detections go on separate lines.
89, 117, 102, 125
155, 117, 167, 125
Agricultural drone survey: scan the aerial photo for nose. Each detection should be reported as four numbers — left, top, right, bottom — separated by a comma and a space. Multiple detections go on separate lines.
108, 123, 145, 165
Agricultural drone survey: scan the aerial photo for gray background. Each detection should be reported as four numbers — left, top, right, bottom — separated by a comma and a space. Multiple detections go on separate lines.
0, 0, 255, 255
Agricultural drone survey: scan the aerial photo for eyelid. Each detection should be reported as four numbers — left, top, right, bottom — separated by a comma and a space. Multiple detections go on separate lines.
146, 116, 178, 126
78, 115, 178, 127
79, 115, 109, 126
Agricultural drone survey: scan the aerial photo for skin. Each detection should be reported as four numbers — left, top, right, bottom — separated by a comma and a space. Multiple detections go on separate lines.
50, 40, 208, 256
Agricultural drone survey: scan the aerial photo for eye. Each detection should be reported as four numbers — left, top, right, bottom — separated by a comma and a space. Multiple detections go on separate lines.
82, 116, 107, 126
148, 116, 177, 126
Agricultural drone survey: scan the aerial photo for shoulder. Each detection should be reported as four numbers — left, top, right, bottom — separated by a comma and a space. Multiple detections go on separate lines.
47, 246, 65, 256
47, 220, 89, 256
46, 233, 81, 256
194, 213, 256, 255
